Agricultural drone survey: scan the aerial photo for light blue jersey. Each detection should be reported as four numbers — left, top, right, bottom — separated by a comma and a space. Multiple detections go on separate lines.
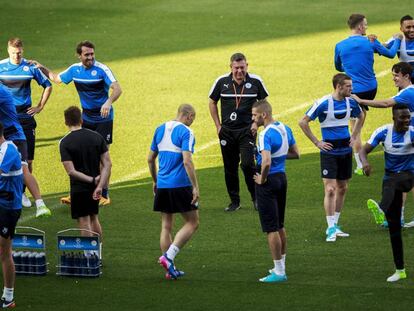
256, 121, 295, 174
0, 141, 23, 210
59, 61, 116, 123
0, 85, 26, 141
0, 58, 51, 120
306, 95, 361, 155
368, 125, 414, 174
150, 121, 195, 189
335, 36, 400, 93
393, 86, 414, 125
386, 37, 414, 78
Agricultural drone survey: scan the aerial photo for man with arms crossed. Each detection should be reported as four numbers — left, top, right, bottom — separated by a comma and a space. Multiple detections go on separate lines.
209, 53, 268, 211
299, 74, 363, 242
0, 121, 23, 308
59, 106, 111, 246
359, 104, 414, 282
335, 13, 401, 175
34, 40, 121, 205
0, 38, 52, 208
148, 104, 199, 280
252, 99, 299, 283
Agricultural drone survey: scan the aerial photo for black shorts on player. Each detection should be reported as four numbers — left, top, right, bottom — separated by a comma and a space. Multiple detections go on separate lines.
70, 190, 99, 219
320, 152, 352, 180
19, 117, 36, 161
0, 208, 21, 239
12, 140, 28, 164
256, 173, 287, 233
153, 186, 198, 214
353, 88, 377, 111
82, 120, 113, 145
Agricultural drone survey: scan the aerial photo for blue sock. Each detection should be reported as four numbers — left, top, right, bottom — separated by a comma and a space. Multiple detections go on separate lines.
102, 188, 109, 199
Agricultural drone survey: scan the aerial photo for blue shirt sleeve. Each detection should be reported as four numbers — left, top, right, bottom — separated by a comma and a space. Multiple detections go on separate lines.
286, 126, 296, 146
100, 66, 116, 87
334, 44, 344, 72
180, 127, 195, 153
393, 90, 411, 105
150, 126, 163, 152
0, 145, 15, 174
373, 38, 400, 58
367, 126, 387, 148
59, 66, 74, 84
306, 101, 323, 121
350, 98, 362, 118
31, 66, 51, 88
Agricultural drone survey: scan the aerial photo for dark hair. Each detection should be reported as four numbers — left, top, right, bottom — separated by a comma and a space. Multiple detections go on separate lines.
64, 106, 82, 126
347, 14, 365, 29
76, 40, 95, 55
392, 62, 413, 78
0, 122, 4, 137
8, 37, 23, 48
332, 73, 351, 88
392, 104, 409, 114
253, 99, 272, 115
400, 15, 413, 25
230, 53, 246, 63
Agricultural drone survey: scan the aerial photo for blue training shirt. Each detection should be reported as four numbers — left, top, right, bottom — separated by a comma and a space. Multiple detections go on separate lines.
256, 121, 296, 174
0, 141, 23, 210
0, 85, 26, 141
306, 95, 361, 155
334, 36, 400, 93
0, 58, 51, 120
368, 124, 414, 174
150, 121, 195, 189
393, 85, 414, 125
386, 37, 414, 79
59, 61, 117, 123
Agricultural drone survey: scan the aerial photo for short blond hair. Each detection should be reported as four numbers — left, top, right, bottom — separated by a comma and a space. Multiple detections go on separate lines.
177, 103, 196, 117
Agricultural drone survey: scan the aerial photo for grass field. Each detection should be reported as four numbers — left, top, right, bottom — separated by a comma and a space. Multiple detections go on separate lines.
2, 0, 414, 310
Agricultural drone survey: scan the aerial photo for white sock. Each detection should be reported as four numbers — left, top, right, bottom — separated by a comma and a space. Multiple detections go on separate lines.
354, 153, 362, 169
281, 254, 286, 271
326, 216, 335, 228
334, 212, 341, 225
35, 199, 45, 208
273, 259, 284, 275
401, 206, 405, 222
2, 287, 13, 301
166, 244, 180, 261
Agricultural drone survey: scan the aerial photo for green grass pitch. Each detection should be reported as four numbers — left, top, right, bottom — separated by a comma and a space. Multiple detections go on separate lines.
1, 0, 414, 310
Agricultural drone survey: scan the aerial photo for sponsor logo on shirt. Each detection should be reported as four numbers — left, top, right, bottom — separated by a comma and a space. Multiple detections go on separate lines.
223, 84, 229, 88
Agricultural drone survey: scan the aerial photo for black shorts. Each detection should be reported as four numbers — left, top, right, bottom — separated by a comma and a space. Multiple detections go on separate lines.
256, 173, 287, 233
353, 88, 377, 111
380, 171, 414, 213
154, 186, 198, 214
12, 140, 28, 164
70, 190, 99, 219
82, 120, 113, 145
0, 208, 21, 239
22, 128, 35, 161
320, 152, 352, 180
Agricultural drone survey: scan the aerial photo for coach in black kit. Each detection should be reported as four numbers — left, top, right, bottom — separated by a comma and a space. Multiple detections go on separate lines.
209, 53, 269, 211
59, 106, 111, 239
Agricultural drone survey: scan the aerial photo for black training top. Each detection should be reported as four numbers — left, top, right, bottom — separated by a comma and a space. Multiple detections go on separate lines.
209, 72, 268, 130
59, 128, 108, 192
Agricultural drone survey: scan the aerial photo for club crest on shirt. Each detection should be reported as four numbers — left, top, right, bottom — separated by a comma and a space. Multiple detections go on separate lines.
245, 82, 252, 89
91, 70, 97, 76
323, 169, 328, 176
23, 66, 29, 72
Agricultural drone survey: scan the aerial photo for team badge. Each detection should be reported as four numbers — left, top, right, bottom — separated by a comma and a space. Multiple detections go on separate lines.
91, 70, 97, 76
323, 169, 328, 176
230, 112, 237, 121
23, 66, 29, 72
220, 140, 227, 146
2, 227, 8, 235
245, 82, 252, 89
